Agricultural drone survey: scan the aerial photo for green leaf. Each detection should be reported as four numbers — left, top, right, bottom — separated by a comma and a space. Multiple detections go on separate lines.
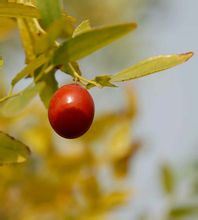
161, 164, 174, 194
11, 54, 48, 87
72, 20, 91, 38
61, 61, 82, 77
17, 18, 36, 64
35, 71, 58, 108
110, 52, 193, 82
0, 83, 45, 117
169, 205, 198, 218
0, 56, 3, 67
35, 0, 62, 28
0, 3, 40, 18
35, 18, 65, 54
53, 22, 137, 65
99, 191, 129, 210
0, 131, 30, 165
87, 75, 116, 89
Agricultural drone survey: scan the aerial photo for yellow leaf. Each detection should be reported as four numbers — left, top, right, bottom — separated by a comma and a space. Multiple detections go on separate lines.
0, 18, 16, 40
0, 82, 45, 117
111, 52, 193, 82
0, 3, 40, 18
72, 19, 91, 38
11, 53, 48, 87
99, 191, 130, 210
0, 131, 30, 165
53, 22, 137, 64
17, 18, 36, 63
161, 164, 175, 194
107, 120, 131, 160
0, 56, 3, 67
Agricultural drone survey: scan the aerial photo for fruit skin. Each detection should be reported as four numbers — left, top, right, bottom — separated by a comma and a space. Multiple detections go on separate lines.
48, 84, 95, 139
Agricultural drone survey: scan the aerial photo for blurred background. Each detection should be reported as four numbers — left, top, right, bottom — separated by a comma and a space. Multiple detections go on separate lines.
0, 0, 197, 219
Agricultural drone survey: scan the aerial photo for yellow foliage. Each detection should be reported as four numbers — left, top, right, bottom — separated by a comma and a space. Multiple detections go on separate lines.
0, 83, 139, 220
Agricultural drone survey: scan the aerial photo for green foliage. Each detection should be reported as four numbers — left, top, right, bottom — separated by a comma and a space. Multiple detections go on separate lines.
0, 0, 193, 125
0, 2, 40, 18
11, 54, 48, 87
0, 56, 3, 67
0, 131, 30, 165
35, 71, 58, 108
0, 88, 138, 219
72, 19, 91, 37
161, 164, 175, 194
53, 22, 137, 64
0, 0, 193, 171
0, 82, 45, 117
0, 1, 195, 219
35, 0, 62, 28
110, 52, 193, 82
169, 204, 198, 218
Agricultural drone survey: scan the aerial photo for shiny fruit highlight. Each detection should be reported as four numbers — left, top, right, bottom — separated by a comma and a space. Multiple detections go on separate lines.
48, 84, 95, 139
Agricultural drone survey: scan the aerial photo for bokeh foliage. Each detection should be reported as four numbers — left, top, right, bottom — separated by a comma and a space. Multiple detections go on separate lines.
0, 82, 140, 219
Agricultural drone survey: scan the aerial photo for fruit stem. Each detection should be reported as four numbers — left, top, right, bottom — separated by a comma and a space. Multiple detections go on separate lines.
68, 63, 101, 88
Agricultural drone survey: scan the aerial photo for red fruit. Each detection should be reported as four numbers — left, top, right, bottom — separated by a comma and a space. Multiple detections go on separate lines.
48, 84, 95, 139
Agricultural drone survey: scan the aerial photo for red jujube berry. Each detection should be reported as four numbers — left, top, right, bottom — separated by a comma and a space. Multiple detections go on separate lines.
48, 84, 95, 139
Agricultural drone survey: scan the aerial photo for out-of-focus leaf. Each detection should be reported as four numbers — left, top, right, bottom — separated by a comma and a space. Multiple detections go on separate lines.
0, 82, 45, 117
11, 53, 48, 87
107, 120, 131, 160
22, 124, 52, 155
81, 113, 119, 143
62, 13, 75, 37
0, 3, 40, 18
0, 131, 30, 165
0, 56, 3, 67
61, 61, 82, 76
35, 71, 58, 108
110, 52, 193, 82
161, 164, 174, 194
0, 17, 15, 40
124, 86, 138, 118
53, 22, 137, 65
72, 19, 91, 38
86, 75, 116, 89
99, 191, 130, 210
113, 141, 141, 178
35, 0, 62, 28
17, 18, 36, 63
81, 175, 101, 203
35, 18, 65, 54
169, 204, 198, 218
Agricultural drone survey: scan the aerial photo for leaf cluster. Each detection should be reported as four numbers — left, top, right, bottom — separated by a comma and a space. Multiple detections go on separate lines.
0, 0, 193, 163
0, 86, 139, 219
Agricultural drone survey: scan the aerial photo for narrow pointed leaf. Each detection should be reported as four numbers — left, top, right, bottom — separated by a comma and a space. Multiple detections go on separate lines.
35, 0, 62, 28
17, 18, 36, 63
0, 56, 3, 67
100, 191, 129, 210
53, 22, 137, 65
11, 54, 48, 87
161, 164, 174, 194
72, 20, 91, 37
0, 83, 45, 117
111, 52, 193, 82
35, 71, 58, 108
0, 3, 40, 18
35, 18, 65, 54
87, 75, 116, 89
169, 205, 198, 218
0, 131, 30, 165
